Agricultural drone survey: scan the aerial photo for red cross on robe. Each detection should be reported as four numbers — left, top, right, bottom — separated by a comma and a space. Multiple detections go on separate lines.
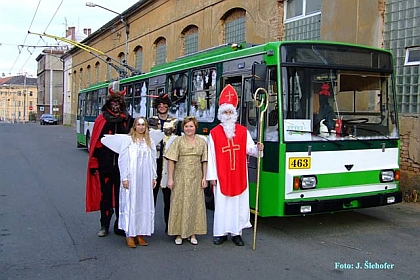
210, 124, 248, 196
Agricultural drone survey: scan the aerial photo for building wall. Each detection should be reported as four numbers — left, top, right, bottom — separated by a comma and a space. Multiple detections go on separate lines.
36, 52, 64, 122
63, 57, 74, 126
399, 115, 420, 190
321, 0, 384, 47
0, 83, 38, 122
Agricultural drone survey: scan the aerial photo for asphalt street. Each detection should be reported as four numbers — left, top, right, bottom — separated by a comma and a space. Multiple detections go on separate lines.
1, 123, 419, 280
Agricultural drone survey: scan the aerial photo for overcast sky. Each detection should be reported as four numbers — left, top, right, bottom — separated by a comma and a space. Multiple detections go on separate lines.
0, 0, 137, 78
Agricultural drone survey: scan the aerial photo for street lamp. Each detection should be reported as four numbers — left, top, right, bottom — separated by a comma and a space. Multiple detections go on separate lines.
86, 2, 129, 76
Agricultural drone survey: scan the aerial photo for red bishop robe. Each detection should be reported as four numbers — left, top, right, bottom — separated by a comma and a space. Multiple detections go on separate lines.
209, 124, 248, 196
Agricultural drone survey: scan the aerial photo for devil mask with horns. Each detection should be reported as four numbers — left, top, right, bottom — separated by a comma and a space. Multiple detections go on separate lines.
153, 93, 172, 109
102, 87, 128, 116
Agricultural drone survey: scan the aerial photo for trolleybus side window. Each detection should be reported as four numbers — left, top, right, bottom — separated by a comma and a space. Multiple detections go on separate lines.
148, 87, 165, 117
190, 68, 217, 122
124, 85, 134, 116
168, 72, 188, 120
98, 88, 107, 116
86, 91, 97, 117
133, 81, 148, 118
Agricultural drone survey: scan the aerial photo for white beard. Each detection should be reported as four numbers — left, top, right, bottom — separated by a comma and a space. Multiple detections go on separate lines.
218, 109, 238, 139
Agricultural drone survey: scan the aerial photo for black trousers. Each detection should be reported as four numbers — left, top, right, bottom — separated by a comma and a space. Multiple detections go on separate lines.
153, 157, 171, 232
99, 169, 120, 230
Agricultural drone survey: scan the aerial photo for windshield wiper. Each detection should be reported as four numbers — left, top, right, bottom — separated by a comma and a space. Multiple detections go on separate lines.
285, 129, 344, 148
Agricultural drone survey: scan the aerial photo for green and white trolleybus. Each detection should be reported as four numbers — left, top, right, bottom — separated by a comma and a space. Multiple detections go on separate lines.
77, 41, 402, 217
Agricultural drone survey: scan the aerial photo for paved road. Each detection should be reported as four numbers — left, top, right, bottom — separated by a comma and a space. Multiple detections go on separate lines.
1, 123, 419, 280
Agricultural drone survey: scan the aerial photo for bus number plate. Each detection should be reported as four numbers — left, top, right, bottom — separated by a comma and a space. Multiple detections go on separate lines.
288, 157, 311, 169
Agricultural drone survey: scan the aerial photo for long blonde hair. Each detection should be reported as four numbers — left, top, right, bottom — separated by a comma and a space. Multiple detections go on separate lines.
129, 117, 152, 147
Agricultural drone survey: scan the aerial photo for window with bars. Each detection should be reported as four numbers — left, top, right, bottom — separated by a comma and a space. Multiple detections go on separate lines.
184, 32, 198, 55
87, 65, 92, 86
384, 0, 420, 114
73, 71, 77, 94
156, 39, 167, 65
117, 53, 125, 78
95, 62, 100, 83
225, 16, 246, 44
135, 49, 143, 73
106, 59, 112, 81
79, 69, 83, 90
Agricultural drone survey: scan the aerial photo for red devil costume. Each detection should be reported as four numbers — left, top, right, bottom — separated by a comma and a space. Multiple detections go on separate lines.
86, 86, 133, 237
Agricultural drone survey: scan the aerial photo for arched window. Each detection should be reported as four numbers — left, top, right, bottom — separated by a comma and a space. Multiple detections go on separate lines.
222, 8, 246, 44
73, 70, 78, 94
118, 52, 125, 65
154, 37, 167, 65
79, 68, 84, 90
118, 52, 126, 77
134, 46, 143, 74
95, 62, 100, 83
181, 25, 198, 55
87, 65, 92, 86
106, 58, 112, 81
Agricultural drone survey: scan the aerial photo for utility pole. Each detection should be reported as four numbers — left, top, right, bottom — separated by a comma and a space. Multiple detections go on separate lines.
23, 73, 27, 121
86, 2, 130, 77
13, 92, 16, 123
49, 50, 53, 115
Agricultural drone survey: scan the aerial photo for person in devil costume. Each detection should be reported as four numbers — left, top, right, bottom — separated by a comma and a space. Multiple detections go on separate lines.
86, 85, 133, 237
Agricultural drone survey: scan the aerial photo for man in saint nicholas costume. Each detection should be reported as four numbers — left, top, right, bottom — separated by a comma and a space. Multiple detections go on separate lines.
206, 84, 264, 246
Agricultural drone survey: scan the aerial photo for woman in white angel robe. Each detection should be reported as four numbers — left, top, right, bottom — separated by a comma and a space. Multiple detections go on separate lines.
118, 130, 157, 238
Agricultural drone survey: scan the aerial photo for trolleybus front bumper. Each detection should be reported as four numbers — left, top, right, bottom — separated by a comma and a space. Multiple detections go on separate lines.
284, 191, 402, 215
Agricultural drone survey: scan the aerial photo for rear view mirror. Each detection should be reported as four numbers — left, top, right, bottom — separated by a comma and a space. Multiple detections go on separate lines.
251, 63, 268, 95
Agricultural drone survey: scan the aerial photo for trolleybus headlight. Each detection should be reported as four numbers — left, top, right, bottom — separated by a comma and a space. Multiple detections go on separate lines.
300, 176, 317, 189
380, 170, 395, 183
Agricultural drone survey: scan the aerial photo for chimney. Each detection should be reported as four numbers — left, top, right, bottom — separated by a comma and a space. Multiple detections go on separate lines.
83, 28, 92, 36
66, 27, 76, 41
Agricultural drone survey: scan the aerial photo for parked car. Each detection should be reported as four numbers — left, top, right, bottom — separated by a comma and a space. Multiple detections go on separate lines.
39, 114, 58, 125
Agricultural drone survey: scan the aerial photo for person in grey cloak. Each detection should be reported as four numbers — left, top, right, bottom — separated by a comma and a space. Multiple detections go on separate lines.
118, 116, 157, 248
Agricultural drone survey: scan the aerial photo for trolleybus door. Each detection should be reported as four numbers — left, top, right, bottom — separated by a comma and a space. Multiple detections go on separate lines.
222, 76, 258, 184
77, 93, 86, 141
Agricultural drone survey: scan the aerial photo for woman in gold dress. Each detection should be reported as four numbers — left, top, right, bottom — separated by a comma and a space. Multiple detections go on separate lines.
165, 116, 207, 245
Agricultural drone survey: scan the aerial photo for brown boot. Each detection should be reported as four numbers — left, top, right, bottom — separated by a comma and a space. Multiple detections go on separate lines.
136, 235, 148, 246
126, 237, 136, 248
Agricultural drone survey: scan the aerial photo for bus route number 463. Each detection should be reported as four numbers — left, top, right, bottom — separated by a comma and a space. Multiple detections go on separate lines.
288, 157, 311, 169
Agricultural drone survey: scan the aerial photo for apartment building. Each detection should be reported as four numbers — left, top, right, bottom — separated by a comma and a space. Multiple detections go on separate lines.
0, 75, 37, 123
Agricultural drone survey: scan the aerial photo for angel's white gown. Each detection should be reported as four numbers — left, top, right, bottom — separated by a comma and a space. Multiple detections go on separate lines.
117, 137, 157, 237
